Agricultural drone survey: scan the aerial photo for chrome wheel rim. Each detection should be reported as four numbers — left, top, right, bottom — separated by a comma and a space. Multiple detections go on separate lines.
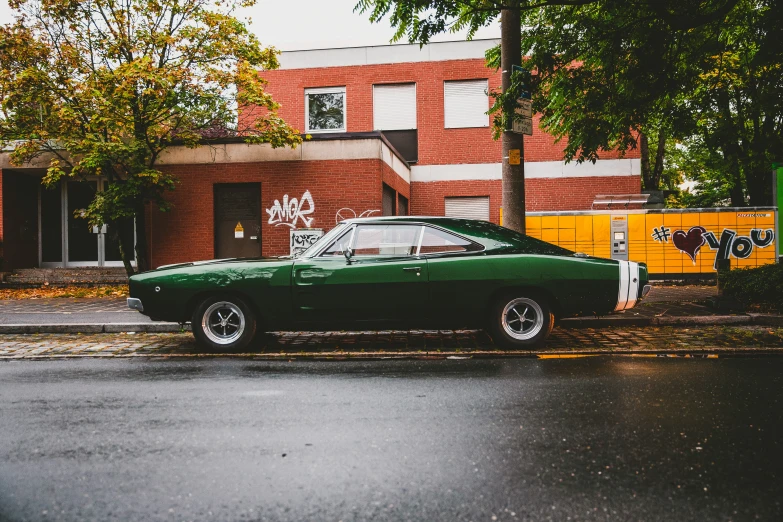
202, 301, 245, 346
502, 297, 544, 340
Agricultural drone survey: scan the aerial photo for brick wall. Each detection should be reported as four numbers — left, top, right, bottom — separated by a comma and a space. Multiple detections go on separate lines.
151, 158, 400, 267
250, 60, 640, 166
411, 175, 642, 222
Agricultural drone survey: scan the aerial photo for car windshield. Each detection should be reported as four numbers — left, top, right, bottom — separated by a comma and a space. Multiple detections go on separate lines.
295, 223, 348, 258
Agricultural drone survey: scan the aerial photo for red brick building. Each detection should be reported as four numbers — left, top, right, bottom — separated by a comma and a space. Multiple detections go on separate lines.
1, 39, 640, 271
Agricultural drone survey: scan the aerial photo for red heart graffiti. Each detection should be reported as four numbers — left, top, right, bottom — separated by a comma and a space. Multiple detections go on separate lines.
672, 226, 707, 263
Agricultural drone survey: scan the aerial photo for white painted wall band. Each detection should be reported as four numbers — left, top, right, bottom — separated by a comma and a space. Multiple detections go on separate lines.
410, 159, 641, 182
278, 39, 501, 70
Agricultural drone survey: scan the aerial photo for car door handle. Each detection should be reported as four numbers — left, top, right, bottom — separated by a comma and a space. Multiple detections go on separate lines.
403, 267, 422, 276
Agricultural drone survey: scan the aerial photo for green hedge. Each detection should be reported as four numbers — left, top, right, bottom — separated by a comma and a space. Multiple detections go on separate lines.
720, 263, 783, 311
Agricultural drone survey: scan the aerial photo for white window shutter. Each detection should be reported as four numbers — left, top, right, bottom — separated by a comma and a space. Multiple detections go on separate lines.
444, 80, 489, 128
373, 84, 417, 130
444, 196, 490, 221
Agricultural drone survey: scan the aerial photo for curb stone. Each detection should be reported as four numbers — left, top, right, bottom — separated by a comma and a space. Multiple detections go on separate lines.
560, 314, 783, 328
2, 314, 783, 334
0, 323, 183, 334
5, 347, 783, 360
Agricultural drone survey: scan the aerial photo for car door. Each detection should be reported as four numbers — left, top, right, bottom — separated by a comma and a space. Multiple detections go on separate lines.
292, 223, 429, 328
418, 225, 487, 328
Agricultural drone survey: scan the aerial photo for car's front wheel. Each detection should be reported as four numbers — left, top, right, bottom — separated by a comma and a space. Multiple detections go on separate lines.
489, 293, 554, 349
192, 296, 257, 351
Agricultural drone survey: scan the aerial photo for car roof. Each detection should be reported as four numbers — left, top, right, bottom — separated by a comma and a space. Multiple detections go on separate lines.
340, 216, 481, 227
339, 216, 503, 245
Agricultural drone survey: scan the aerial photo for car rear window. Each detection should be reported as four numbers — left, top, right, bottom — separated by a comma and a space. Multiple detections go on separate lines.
493, 228, 574, 256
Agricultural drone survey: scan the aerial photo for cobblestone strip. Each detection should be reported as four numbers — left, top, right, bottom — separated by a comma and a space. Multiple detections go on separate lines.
2, 326, 783, 358
0, 298, 127, 313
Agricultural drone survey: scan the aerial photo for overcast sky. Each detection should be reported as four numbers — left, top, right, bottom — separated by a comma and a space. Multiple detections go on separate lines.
0, 0, 500, 50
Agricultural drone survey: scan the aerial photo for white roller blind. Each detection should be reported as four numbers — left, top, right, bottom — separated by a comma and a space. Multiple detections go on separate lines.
444, 80, 489, 128
373, 83, 417, 130
444, 196, 490, 221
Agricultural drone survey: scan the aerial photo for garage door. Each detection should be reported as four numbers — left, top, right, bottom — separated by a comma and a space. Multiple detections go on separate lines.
444, 196, 490, 221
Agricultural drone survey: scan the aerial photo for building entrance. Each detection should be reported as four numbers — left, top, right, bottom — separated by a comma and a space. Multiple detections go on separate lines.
40, 179, 135, 267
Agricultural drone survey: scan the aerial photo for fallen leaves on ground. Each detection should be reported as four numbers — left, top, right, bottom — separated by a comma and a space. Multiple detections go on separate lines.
0, 285, 128, 300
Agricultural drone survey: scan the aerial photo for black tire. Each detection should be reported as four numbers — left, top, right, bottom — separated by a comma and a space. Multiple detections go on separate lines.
488, 292, 554, 349
191, 295, 257, 351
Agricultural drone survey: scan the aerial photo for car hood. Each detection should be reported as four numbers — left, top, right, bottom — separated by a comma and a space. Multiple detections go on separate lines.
152, 257, 287, 272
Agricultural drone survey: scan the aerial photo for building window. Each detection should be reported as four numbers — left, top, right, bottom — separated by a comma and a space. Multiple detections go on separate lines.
397, 194, 409, 216
373, 83, 416, 130
444, 196, 490, 221
374, 83, 418, 163
444, 80, 489, 129
305, 87, 346, 133
382, 183, 396, 216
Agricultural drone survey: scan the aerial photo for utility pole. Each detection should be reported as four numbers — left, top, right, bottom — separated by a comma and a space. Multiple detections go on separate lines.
500, 2, 525, 234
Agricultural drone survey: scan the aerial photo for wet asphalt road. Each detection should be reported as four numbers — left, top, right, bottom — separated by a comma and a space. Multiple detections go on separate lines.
0, 357, 781, 522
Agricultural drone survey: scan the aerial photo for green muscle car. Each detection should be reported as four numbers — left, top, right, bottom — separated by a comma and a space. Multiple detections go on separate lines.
128, 217, 650, 350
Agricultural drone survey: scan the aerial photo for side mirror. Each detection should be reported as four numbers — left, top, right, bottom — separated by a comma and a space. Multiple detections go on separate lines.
344, 248, 353, 264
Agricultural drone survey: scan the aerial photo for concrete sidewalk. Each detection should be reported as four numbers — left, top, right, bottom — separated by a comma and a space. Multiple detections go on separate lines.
0, 284, 776, 334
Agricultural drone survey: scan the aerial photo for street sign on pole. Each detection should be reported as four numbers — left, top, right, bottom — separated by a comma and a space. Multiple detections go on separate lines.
516, 98, 532, 118
512, 117, 533, 136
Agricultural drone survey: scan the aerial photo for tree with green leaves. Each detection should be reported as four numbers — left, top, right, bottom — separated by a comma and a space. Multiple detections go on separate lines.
358, 1, 781, 208
515, 0, 781, 205
0, 0, 302, 274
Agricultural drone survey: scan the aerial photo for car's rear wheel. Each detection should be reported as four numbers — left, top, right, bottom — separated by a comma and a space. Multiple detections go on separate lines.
192, 296, 256, 351
489, 293, 554, 349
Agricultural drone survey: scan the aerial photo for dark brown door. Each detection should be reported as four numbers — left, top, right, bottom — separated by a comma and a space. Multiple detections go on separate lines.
214, 183, 262, 259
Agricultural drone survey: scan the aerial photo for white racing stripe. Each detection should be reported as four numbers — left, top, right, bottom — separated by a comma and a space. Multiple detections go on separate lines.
614, 261, 640, 311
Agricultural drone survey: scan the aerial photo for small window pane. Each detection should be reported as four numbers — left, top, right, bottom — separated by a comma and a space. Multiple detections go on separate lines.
320, 228, 354, 257
307, 90, 345, 132
419, 227, 477, 254
444, 80, 489, 128
354, 225, 420, 256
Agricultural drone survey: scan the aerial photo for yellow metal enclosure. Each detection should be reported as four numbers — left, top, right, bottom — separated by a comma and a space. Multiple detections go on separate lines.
524, 208, 778, 277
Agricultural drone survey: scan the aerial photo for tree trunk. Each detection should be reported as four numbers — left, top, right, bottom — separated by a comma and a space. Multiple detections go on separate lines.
501, 2, 525, 233
134, 201, 150, 273
723, 145, 745, 206
113, 218, 135, 277
640, 132, 652, 190
652, 131, 666, 189
717, 91, 745, 206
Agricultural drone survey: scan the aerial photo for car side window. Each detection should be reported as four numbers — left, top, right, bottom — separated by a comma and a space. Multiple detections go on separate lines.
419, 226, 479, 254
320, 227, 355, 257
353, 224, 421, 256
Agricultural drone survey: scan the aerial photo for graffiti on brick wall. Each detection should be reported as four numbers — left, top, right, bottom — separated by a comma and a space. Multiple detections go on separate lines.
266, 190, 315, 229
335, 208, 380, 224
651, 225, 775, 269
290, 229, 324, 256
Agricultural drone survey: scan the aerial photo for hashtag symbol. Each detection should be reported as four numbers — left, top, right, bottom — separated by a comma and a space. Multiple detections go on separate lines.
651, 226, 671, 242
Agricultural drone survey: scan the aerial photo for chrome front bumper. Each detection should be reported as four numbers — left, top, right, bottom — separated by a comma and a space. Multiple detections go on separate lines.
127, 298, 144, 312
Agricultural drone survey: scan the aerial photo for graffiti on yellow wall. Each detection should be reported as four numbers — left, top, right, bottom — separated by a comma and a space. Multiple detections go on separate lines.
525, 209, 777, 275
